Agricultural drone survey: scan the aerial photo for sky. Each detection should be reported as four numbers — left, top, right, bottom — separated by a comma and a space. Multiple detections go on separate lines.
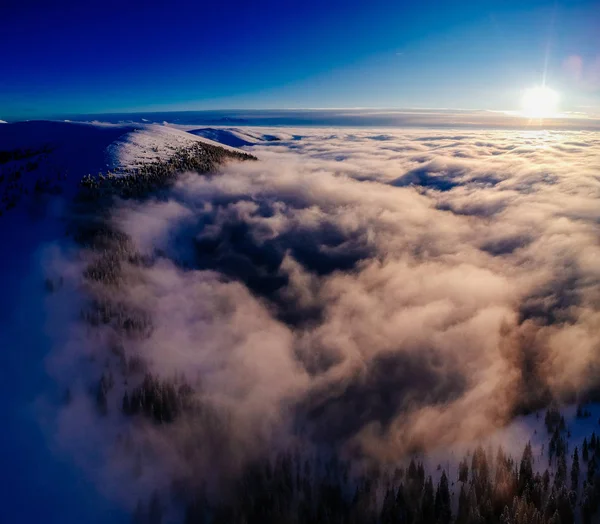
1, 0, 599, 120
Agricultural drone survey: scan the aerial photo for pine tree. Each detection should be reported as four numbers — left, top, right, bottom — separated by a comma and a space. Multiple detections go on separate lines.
380, 487, 396, 524
583, 438, 589, 462
458, 459, 469, 483
396, 483, 412, 524
500, 505, 513, 524
420, 476, 435, 524
456, 484, 469, 524
434, 471, 451, 524
417, 462, 426, 492
571, 447, 580, 492
555, 454, 567, 488
560, 416, 566, 432
543, 469, 551, 492
519, 442, 534, 494
581, 485, 593, 524
547, 509, 562, 524
554, 486, 574, 524
587, 456, 596, 484
408, 459, 418, 481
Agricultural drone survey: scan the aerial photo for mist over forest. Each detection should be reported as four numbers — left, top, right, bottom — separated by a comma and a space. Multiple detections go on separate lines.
7, 125, 590, 523
4, 0, 600, 520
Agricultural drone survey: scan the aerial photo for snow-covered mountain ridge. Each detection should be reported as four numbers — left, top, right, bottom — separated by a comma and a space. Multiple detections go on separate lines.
0, 120, 251, 218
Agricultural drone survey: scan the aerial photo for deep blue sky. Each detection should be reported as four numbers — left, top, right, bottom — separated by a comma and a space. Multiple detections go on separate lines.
1, 0, 599, 119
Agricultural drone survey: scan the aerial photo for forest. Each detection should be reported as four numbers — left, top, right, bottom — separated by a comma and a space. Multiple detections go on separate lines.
126, 404, 600, 524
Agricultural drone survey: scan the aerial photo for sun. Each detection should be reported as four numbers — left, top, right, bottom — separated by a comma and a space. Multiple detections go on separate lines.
521, 86, 560, 118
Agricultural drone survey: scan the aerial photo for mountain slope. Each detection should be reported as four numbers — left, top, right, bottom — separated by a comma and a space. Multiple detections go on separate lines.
187, 126, 291, 147
0, 121, 251, 216
0, 120, 254, 524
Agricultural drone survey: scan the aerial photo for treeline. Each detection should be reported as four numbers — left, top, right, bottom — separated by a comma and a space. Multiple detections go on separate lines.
0, 144, 52, 165
184, 436, 599, 524
0, 143, 62, 216
74, 140, 258, 432
122, 373, 195, 424
126, 404, 600, 524
0, 171, 65, 216
72, 139, 255, 338
78, 141, 256, 203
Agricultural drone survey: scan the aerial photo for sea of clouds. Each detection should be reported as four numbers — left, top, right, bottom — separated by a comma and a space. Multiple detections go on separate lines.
43, 126, 600, 508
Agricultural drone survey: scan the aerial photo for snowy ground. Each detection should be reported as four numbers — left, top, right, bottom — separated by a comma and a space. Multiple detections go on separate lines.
185, 126, 295, 148
106, 124, 246, 170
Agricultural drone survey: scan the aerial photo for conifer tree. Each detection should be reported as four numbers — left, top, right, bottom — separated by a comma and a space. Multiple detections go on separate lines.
571, 447, 580, 492
587, 456, 596, 484
547, 509, 561, 524
458, 458, 469, 483
420, 476, 435, 524
519, 442, 534, 494
434, 471, 451, 524
555, 454, 567, 488
456, 484, 469, 524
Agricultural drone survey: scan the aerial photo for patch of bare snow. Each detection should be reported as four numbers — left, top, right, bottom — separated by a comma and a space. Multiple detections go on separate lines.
106, 124, 247, 171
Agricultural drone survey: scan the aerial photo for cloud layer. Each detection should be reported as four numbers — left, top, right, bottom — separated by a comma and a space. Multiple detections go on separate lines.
44, 127, 600, 511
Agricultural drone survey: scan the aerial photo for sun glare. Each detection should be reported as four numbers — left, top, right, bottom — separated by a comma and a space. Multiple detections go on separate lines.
521, 86, 560, 118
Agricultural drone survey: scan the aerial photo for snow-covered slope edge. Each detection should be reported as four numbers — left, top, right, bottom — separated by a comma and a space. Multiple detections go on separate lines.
185, 127, 288, 148
0, 121, 253, 217
106, 123, 251, 170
